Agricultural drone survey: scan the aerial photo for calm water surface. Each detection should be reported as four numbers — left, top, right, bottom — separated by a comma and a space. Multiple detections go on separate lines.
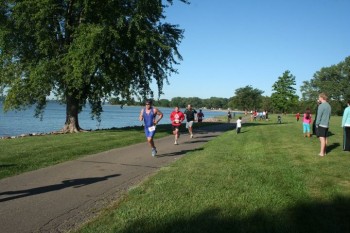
0, 102, 227, 137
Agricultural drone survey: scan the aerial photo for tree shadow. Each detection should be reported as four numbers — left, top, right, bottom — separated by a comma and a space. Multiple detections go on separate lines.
120, 195, 350, 233
0, 164, 16, 168
192, 135, 216, 139
157, 148, 204, 157
242, 122, 289, 128
0, 174, 120, 202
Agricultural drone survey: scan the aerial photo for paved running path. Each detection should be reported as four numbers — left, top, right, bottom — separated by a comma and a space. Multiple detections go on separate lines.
0, 123, 232, 233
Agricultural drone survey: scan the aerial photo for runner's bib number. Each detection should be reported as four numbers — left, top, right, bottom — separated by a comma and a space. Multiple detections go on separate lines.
148, 126, 156, 132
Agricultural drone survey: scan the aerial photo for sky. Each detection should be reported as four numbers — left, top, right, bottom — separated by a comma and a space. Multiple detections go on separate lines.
152, 0, 350, 100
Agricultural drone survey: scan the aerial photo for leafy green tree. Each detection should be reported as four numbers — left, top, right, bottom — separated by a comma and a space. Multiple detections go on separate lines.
271, 70, 299, 113
231, 85, 264, 111
201, 97, 227, 109
186, 97, 203, 109
170, 97, 186, 108
0, 0, 188, 132
156, 99, 171, 107
300, 56, 350, 115
261, 96, 273, 112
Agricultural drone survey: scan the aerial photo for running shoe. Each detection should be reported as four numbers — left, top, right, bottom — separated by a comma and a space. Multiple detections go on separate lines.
151, 148, 157, 157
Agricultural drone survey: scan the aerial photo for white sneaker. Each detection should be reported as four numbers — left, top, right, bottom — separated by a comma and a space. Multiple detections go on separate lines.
174, 141, 178, 145
151, 148, 157, 157
190, 134, 193, 138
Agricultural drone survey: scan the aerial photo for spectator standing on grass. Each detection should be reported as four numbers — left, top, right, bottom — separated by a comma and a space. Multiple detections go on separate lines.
296, 112, 300, 122
315, 93, 331, 157
277, 115, 282, 124
227, 110, 232, 123
139, 99, 163, 157
341, 100, 350, 151
302, 108, 312, 138
170, 106, 185, 145
184, 104, 197, 138
312, 100, 321, 136
236, 116, 242, 134
265, 110, 269, 121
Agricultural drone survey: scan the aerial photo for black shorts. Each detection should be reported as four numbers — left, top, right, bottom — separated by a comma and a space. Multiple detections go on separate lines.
316, 126, 329, 138
172, 125, 180, 131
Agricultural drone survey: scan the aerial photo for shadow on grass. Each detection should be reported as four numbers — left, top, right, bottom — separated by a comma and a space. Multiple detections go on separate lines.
0, 174, 120, 202
0, 164, 16, 168
157, 148, 204, 157
243, 122, 290, 127
327, 142, 341, 153
121, 196, 350, 233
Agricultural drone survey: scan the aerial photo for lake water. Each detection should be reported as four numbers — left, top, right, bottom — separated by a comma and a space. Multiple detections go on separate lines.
0, 102, 227, 137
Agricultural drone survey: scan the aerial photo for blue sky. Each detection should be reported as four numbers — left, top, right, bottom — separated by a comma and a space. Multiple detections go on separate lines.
154, 0, 350, 100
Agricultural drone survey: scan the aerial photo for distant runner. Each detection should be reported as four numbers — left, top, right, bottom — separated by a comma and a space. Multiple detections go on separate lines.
197, 109, 204, 123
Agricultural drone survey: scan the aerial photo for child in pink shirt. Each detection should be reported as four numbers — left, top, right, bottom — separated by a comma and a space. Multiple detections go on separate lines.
303, 108, 312, 137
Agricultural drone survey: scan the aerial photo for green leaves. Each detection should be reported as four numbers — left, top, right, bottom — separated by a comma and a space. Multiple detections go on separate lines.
0, 0, 187, 124
271, 70, 298, 113
300, 56, 350, 115
232, 85, 264, 110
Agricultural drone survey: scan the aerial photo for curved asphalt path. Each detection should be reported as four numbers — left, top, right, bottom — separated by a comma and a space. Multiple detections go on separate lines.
0, 123, 232, 233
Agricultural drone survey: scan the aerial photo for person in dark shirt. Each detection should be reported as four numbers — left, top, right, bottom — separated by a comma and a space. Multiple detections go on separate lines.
197, 109, 204, 123
184, 104, 197, 138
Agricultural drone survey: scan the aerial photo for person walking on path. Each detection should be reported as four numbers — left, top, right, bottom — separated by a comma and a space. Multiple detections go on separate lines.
315, 93, 331, 156
170, 106, 185, 145
302, 108, 312, 138
184, 104, 197, 138
341, 100, 350, 151
139, 99, 163, 156
236, 116, 242, 134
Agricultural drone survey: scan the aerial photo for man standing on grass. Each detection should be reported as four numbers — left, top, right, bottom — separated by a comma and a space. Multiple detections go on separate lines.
341, 100, 350, 151
315, 93, 331, 157
184, 104, 197, 138
139, 99, 163, 157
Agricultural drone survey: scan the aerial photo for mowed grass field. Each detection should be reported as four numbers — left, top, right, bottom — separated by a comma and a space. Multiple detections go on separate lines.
73, 114, 350, 233
0, 122, 219, 179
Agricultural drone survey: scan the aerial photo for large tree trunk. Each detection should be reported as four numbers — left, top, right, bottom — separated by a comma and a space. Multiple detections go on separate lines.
62, 95, 83, 133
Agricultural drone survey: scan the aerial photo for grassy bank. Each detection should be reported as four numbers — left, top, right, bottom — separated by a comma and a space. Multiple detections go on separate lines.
75, 115, 350, 233
0, 122, 220, 179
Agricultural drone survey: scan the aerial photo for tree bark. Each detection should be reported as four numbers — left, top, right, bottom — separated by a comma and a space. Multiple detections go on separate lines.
62, 95, 82, 133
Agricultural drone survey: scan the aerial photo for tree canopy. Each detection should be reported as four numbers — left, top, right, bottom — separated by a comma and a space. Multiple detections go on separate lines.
300, 56, 350, 115
271, 70, 298, 113
230, 85, 264, 111
0, 0, 189, 132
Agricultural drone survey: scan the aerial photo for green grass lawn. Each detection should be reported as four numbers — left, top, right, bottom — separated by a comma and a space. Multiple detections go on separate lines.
0, 122, 219, 179
74, 115, 350, 233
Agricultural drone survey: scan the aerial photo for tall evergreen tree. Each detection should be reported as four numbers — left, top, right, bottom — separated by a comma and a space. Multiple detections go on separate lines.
271, 70, 299, 113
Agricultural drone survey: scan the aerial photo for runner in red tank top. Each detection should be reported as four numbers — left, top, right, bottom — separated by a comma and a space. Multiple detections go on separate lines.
170, 106, 185, 145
